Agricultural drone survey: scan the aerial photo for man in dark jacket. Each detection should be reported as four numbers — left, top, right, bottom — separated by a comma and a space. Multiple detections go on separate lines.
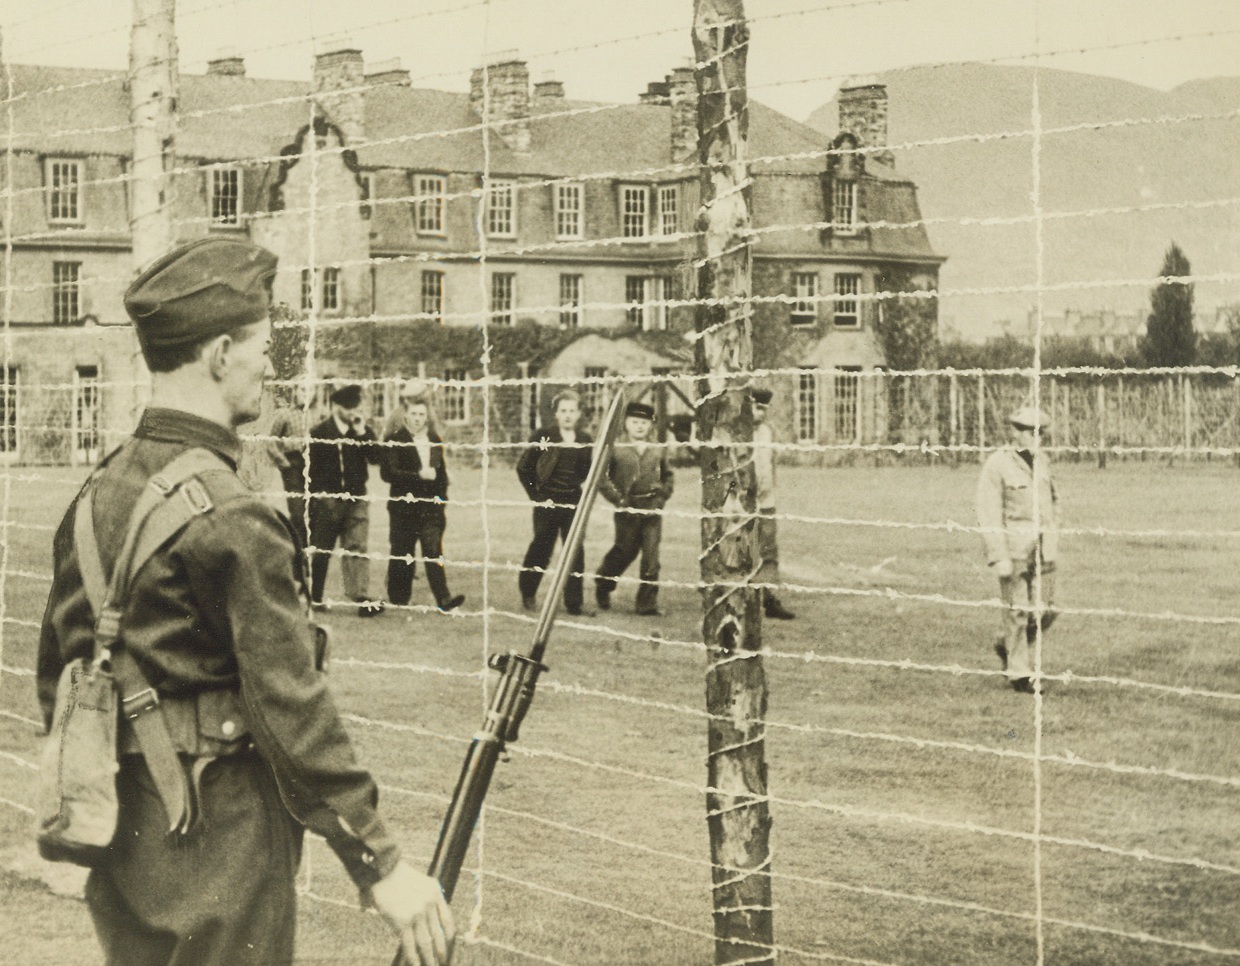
37, 238, 453, 966
307, 383, 383, 616
380, 383, 464, 613
516, 389, 594, 615
594, 401, 674, 615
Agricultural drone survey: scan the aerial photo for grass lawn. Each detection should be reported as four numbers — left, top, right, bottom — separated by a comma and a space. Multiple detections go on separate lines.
1, 457, 1238, 964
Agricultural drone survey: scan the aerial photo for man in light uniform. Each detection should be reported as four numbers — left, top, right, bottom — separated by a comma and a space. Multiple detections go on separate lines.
751, 388, 795, 620
976, 405, 1060, 694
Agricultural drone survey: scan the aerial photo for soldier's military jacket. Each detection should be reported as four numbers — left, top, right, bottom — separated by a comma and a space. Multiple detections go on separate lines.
37, 408, 400, 888
975, 445, 1060, 567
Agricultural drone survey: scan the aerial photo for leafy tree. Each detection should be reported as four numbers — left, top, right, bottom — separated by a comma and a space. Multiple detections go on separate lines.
1142, 243, 1195, 367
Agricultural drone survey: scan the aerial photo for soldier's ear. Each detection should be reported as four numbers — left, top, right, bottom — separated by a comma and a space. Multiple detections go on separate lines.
204, 333, 232, 381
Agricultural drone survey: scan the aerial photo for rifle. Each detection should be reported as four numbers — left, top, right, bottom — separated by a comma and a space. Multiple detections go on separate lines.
393, 390, 627, 966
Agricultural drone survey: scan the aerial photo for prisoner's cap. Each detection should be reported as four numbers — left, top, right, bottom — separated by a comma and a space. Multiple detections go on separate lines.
625, 402, 655, 420
400, 378, 429, 399
751, 388, 773, 405
124, 237, 277, 350
330, 384, 363, 408
1009, 406, 1049, 430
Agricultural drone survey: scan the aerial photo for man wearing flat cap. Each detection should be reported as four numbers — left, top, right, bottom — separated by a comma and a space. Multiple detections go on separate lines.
595, 400, 674, 615
36, 238, 454, 966
307, 382, 384, 616
976, 405, 1061, 694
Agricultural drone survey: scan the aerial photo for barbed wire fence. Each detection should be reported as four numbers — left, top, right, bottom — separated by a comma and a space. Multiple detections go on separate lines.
0, 0, 1237, 964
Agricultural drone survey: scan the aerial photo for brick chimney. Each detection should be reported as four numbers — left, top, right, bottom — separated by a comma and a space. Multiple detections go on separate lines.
365, 57, 410, 88
667, 66, 697, 161
313, 44, 365, 147
469, 55, 531, 153
533, 74, 565, 101
207, 53, 245, 77
639, 80, 670, 105
838, 82, 893, 168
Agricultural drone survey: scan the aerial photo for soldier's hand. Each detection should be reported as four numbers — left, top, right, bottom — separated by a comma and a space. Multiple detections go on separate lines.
370, 860, 455, 965
990, 558, 1014, 579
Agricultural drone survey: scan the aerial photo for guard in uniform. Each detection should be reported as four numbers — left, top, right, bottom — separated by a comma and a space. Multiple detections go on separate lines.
36, 238, 454, 966
976, 405, 1060, 694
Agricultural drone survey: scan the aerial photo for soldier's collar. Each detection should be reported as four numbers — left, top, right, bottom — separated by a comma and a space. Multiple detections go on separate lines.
136, 407, 243, 468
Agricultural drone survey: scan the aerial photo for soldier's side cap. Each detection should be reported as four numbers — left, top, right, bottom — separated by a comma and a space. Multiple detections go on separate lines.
124, 237, 277, 348
625, 402, 655, 420
330, 384, 363, 408
751, 388, 774, 405
1010, 406, 1049, 429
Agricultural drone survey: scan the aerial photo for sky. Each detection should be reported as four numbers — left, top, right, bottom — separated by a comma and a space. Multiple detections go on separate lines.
1, 0, 1238, 122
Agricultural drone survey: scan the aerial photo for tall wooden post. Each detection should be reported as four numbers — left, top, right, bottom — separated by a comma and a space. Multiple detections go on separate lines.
1096, 380, 1107, 469
692, 2, 773, 964
129, 0, 177, 272
977, 371, 986, 461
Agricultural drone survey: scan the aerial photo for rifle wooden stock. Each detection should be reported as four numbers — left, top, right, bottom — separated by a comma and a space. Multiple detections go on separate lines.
393, 391, 627, 965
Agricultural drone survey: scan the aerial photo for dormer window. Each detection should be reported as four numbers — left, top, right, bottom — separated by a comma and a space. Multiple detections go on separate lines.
832, 181, 856, 235
210, 166, 241, 226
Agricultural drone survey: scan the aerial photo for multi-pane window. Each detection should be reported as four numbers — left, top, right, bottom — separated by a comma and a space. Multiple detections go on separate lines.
490, 272, 515, 326
559, 274, 583, 329
300, 269, 313, 311
834, 367, 861, 441
833, 273, 861, 327
415, 174, 446, 234
555, 183, 583, 239
210, 166, 241, 225
582, 366, 607, 419
53, 262, 81, 324
621, 185, 648, 238
47, 159, 81, 222
486, 180, 516, 237
321, 267, 340, 311
0, 366, 17, 454
657, 185, 678, 236
74, 365, 100, 463
795, 369, 818, 443
421, 271, 444, 323
441, 368, 468, 423
625, 276, 669, 330
791, 272, 818, 325
832, 180, 857, 234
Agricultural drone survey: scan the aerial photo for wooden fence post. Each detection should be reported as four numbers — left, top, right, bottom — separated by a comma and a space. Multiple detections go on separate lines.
1097, 380, 1107, 469
692, 2, 774, 964
977, 371, 986, 461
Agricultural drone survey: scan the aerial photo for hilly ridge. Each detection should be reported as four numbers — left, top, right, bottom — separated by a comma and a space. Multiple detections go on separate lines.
805, 63, 1240, 340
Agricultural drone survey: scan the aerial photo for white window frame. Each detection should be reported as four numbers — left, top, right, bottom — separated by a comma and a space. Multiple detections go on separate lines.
0, 366, 19, 459
210, 165, 241, 226
490, 272, 515, 326
833, 180, 857, 235
485, 180, 517, 238
53, 261, 81, 324
421, 270, 444, 323
415, 174, 446, 235
559, 274, 583, 329
833, 366, 862, 442
833, 273, 861, 328
795, 369, 818, 444
791, 272, 818, 326
300, 269, 314, 312
321, 267, 340, 311
620, 184, 648, 238
555, 183, 583, 239
625, 275, 668, 331
46, 159, 82, 223
73, 365, 100, 465
656, 185, 678, 237
441, 367, 469, 424
582, 365, 607, 419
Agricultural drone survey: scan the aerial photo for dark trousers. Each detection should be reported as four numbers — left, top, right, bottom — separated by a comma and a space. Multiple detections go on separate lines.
519, 503, 584, 611
596, 510, 662, 611
308, 495, 371, 603
387, 499, 451, 606
278, 469, 308, 552
86, 749, 303, 966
